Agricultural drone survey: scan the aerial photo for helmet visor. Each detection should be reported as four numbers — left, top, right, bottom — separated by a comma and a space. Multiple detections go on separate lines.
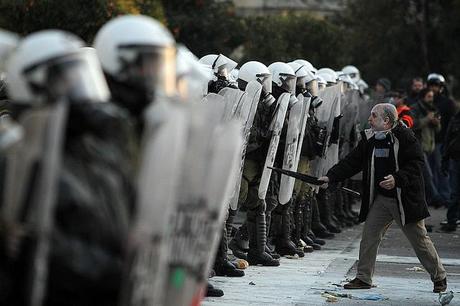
118, 44, 176, 96
256, 73, 272, 94
24, 48, 110, 103
280, 73, 296, 94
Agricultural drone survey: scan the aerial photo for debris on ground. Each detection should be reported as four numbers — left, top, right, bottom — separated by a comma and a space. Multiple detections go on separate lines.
439, 291, 454, 306
320, 290, 388, 302
351, 293, 388, 301
232, 259, 249, 269
248, 281, 256, 286
321, 292, 339, 303
405, 266, 426, 272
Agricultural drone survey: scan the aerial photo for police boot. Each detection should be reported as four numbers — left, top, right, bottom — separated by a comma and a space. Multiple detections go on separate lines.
229, 221, 249, 260
318, 189, 341, 234
247, 216, 280, 266
246, 200, 279, 266
214, 226, 245, 277
274, 203, 304, 257
265, 212, 281, 259
226, 208, 237, 241
311, 195, 335, 239
307, 229, 326, 246
301, 197, 321, 251
292, 196, 314, 253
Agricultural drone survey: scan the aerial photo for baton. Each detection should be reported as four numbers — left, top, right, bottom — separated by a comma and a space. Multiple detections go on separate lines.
268, 166, 361, 197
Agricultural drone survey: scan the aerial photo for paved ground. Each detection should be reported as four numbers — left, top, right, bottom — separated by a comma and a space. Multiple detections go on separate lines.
203, 207, 460, 305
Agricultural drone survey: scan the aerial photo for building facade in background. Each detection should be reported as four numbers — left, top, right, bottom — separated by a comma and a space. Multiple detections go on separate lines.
222, 0, 345, 18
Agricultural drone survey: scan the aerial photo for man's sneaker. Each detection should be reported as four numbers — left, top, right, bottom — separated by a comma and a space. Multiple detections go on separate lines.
440, 224, 457, 232
440, 220, 460, 226
343, 278, 372, 290
433, 278, 447, 293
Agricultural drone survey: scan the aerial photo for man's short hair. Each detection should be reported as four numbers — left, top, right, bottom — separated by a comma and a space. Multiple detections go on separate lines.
412, 77, 424, 83
374, 103, 398, 125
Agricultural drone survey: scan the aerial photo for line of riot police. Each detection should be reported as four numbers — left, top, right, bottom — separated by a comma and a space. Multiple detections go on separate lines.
0, 14, 372, 305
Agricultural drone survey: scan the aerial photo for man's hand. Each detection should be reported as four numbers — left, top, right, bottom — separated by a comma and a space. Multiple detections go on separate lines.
318, 176, 329, 189
430, 117, 441, 126
379, 175, 395, 190
427, 112, 435, 120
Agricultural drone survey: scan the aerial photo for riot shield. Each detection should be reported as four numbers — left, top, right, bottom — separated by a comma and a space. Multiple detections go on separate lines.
2, 101, 69, 306
278, 94, 304, 205
120, 101, 188, 306
294, 95, 312, 167
217, 87, 246, 121
309, 84, 341, 181
258, 92, 290, 200
340, 89, 360, 158
227, 80, 262, 209
163, 102, 242, 306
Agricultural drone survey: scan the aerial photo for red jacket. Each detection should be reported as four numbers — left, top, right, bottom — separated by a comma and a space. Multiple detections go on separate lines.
397, 105, 413, 128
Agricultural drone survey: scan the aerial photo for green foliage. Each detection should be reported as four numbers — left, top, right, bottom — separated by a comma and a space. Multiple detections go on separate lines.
0, 0, 165, 42
1, 0, 459, 96
241, 14, 345, 67
336, 0, 460, 94
161, 0, 244, 57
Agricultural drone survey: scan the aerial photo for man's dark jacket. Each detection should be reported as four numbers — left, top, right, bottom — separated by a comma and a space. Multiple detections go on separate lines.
326, 123, 430, 225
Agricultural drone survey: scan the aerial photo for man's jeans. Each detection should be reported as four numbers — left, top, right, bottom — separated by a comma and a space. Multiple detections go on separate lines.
356, 195, 446, 285
424, 153, 442, 205
428, 144, 451, 202
447, 159, 460, 225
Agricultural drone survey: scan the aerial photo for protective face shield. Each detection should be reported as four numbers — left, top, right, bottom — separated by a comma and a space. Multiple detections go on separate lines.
257, 74, 276, 106
7, 30, 110, 104
94, 15, 177, 98
288, 62, 311, 95
281, 74, 297, 93
268, 62, 297, 94
293, 59, 317, 74
342, 65, 360, 83
317, 68, 338, 85
0, 29, 19, 75
117, 44, 176, 96
316, 75, 327, 91
199, 54, 237, 80
23, 48, 110, 104
176, 45, 212, 101
306, 79, 319, 96
238, 60, 275, 105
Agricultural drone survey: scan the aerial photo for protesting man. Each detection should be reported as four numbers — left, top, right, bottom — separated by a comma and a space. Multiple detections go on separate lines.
318, 103, 447, 293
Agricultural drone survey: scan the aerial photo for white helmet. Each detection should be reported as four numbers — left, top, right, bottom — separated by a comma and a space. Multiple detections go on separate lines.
317, 68, 338, 84
316, 75, 327, 91
176, 45, 212, 100
229, 68, 239, 83
7, 30, 109, 104
94, 14, 176, 96
238, 61, 275, 105
198, 54, 237, 80
427, 73, 445, 84
268, 62, 296, 94
293, 59, 317, 74
238, 61, 271, 91
288, 61, 316, 85
0, 29, 19, 73
342, 65, 360, 83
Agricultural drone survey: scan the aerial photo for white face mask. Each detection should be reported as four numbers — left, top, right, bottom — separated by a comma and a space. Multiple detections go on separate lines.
374, 130, 390, 140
